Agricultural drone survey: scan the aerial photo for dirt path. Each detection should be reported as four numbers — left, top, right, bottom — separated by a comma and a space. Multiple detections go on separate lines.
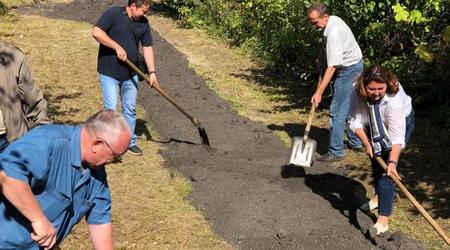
17, 1, 424, 249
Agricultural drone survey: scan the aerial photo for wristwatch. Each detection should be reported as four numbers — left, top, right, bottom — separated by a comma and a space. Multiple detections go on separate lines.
388, 160, 398, 167
148, 71, 156, 75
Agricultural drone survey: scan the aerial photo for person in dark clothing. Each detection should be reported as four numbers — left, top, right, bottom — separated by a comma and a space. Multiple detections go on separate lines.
92, 0, 159, 156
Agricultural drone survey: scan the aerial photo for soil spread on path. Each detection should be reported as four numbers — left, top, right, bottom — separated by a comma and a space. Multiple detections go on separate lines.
18, 1, 424, 249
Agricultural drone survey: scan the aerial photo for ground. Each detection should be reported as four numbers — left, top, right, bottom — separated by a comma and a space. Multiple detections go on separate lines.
1, 0, 448, 249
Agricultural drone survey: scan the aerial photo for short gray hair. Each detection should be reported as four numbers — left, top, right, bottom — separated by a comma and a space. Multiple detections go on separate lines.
307, 3, 329, 17
83, 109, 130, 144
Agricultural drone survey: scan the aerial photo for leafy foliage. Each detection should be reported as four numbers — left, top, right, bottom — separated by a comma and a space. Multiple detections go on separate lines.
161, 0, 450, 130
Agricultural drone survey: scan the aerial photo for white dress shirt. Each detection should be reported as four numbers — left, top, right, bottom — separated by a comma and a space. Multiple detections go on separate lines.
348, 83, 412, 148
324, 16, 362, 67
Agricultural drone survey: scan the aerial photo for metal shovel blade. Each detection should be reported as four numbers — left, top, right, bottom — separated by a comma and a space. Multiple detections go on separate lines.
289, 136, 317, 167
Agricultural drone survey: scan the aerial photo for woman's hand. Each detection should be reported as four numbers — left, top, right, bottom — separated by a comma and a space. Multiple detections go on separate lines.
387, 162, 402, 181
363, 142, 373, 158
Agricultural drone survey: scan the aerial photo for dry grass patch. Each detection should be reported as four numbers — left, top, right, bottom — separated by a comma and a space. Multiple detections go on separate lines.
1, 9, 230, 250
149, 10, 449, 249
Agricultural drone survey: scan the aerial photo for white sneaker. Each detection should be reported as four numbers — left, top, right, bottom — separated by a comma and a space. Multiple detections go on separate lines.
373, 222, 389, 235
360, 199, 378, 211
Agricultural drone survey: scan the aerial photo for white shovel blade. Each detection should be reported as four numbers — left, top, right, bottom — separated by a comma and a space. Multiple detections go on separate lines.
289, 136, 317, 167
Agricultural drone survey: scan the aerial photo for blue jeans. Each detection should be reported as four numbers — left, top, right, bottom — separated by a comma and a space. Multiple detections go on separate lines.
328, 60, 363, 157
372, 110, 415, 216
99, 74, 139, 147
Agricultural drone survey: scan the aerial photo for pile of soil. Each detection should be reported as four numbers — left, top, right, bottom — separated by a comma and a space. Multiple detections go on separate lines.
18, 1, 424, 249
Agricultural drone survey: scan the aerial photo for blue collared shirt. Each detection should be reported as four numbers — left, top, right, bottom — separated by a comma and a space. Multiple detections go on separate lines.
0, 125, 111, 249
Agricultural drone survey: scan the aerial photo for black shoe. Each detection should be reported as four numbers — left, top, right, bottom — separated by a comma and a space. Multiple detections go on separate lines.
317, 153, 343, 162
127, 145, 143, 156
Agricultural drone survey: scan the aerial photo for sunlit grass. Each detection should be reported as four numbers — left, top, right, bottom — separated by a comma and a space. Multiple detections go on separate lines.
2, 9, 231, 249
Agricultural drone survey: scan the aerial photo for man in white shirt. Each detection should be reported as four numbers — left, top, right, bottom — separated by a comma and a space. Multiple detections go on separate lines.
307, 3, 363, 162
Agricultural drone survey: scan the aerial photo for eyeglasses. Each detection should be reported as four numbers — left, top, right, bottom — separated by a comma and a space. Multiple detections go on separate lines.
97, 137, 123, 163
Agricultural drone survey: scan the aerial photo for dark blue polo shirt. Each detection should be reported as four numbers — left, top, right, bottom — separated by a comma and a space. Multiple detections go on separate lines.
0, 125, 111, 249
95, 6, 153, 81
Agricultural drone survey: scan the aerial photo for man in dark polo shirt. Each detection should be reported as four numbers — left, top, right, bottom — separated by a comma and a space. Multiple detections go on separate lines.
92, 0, 159, 156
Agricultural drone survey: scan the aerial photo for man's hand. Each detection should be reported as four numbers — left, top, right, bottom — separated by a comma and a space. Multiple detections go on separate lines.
30, 216, 57, 250
148, 73, 159, 88
311, 91, 322, 106
115, 47, 127, 61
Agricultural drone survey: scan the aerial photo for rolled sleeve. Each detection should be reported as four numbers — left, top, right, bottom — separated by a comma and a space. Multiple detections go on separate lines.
348, 91, 366, 132
386, 106, 406, 148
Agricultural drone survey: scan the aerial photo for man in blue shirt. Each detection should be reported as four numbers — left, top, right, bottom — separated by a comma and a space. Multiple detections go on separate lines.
92, 0, 159, 156
0, 109, 131, 249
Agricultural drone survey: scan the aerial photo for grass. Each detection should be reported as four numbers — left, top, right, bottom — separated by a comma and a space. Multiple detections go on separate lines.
1, 6, 231, 250
147, 6, 449, 250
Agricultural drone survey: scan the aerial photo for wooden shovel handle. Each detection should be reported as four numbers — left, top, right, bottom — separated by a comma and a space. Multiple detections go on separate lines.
302, 76, 321, 143
125, 59, 200, 127
375, 157, 450, 245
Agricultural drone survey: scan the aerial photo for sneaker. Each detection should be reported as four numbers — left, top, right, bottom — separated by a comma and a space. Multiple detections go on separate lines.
127, 145, 143, 156
317, 153, 343, 162
360, 199, 378, 212
372, 222, 389, 235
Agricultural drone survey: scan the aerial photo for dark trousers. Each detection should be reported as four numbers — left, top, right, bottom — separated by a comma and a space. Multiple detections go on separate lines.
371, 110, 414, 216
0, 134, 9, 153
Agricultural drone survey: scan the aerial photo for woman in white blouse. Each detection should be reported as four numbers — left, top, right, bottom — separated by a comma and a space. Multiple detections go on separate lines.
348, 64, 414, 235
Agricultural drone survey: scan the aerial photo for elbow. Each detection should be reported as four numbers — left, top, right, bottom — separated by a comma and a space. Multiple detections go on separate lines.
91, 27, 100, 40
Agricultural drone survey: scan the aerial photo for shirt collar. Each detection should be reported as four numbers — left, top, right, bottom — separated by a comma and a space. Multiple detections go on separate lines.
70, 126, 83, 169
323, 15, 336, 37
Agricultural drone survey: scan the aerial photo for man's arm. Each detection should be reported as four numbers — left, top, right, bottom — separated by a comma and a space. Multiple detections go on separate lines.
142, 46, 159, 87
91, 26, 127, 61
17, 56, 52, 127
0, 171, 56, 249
88, 223, 113, 250
311, 66, 336, 106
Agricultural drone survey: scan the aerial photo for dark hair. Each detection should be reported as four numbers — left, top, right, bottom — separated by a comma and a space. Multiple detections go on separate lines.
307, 3, 329, 17
127, 0, 151, 7
355, 64, 399, 97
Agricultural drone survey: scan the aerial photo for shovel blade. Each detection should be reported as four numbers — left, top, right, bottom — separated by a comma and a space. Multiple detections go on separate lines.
289, 136, 317, 167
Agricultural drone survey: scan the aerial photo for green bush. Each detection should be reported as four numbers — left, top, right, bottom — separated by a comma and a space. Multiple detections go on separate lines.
162, 0, 450, 130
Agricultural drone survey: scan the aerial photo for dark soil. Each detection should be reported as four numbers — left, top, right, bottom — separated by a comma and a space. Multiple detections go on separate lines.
18, 1, 424, 249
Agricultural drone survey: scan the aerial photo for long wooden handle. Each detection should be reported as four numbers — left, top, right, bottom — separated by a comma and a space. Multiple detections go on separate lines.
302, 76, 321, 143
375, 157, 450, 245
125, 59, 200, 127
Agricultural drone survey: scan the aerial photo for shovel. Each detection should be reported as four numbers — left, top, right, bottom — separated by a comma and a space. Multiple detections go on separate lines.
125, 59, 211, 149
288, 76, 322, 167
375, 157, 450, 245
